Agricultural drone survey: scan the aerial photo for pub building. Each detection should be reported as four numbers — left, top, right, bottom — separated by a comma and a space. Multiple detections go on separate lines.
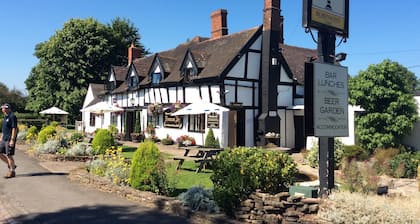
81, 0, 359, 149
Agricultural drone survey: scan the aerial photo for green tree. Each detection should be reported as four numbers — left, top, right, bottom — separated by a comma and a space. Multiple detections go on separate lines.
25, 17, 147, 121
349, 59, 418, 152
0, 82, 27, 112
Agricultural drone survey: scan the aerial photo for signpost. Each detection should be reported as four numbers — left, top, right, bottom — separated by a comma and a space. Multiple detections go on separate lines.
303, 0, 349, 196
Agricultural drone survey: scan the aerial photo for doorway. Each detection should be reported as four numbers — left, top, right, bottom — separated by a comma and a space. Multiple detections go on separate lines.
294, 116, 305, 151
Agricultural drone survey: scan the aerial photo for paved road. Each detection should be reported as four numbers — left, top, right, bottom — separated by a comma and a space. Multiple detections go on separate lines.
0, 147, 190, 224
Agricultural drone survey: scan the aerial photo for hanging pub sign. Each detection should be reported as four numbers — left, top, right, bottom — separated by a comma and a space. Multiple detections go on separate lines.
163, 112, 182, 128
207, 112, 220, 129
302, 0, 349, 38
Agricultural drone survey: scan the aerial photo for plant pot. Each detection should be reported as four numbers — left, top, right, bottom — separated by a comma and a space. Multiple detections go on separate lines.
130, 133, 144, 143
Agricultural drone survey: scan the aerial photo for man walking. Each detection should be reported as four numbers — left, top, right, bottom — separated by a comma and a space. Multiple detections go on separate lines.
0, 103, 17, 178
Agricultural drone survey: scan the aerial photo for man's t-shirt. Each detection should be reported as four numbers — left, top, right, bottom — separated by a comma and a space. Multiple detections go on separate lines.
2, 112, 18, 141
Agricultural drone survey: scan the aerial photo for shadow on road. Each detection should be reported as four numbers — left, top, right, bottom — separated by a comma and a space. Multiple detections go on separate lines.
18, 172, 68, 177
11, 205, 190, 224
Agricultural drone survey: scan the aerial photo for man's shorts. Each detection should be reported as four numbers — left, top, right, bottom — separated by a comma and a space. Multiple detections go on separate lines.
0, 141, 15, 156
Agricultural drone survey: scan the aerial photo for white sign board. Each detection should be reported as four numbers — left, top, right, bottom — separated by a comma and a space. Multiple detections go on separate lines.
313, 62, 348, 137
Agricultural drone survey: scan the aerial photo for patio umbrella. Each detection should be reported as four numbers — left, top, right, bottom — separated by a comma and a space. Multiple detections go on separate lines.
39, 106, 69, 123
171, 101, 229, 116
80, 102, 124, 113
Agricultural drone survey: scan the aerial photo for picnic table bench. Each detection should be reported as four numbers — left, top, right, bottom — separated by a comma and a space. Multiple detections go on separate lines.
173, 146, 223, 173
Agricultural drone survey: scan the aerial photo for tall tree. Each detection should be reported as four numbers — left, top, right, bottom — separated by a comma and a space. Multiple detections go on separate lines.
0, 82, 26, 112
349, 59, 418, 152
25, 17, 144, 121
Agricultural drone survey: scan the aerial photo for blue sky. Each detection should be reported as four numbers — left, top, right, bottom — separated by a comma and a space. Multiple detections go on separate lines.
1, 0, 419, 93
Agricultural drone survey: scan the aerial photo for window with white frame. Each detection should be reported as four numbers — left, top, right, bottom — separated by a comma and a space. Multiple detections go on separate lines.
188, 114, 205, 133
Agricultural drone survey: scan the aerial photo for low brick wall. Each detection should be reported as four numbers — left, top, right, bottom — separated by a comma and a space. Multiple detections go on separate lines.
235, 190, 320, 224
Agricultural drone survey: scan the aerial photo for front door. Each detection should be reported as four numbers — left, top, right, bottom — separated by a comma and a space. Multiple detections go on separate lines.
294, 116, 305, 151
125, 111, 135, 140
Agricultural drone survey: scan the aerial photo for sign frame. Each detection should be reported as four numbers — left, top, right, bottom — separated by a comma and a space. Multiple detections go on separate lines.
302, 0, 349, 38
313, 62, 349, 137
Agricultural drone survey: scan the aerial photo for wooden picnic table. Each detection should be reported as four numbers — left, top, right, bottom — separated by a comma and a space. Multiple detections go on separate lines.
173, 146, 224, 173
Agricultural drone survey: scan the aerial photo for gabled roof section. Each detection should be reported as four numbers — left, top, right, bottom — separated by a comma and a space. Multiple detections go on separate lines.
280, 44, 317, 84
111, 65, 128, 82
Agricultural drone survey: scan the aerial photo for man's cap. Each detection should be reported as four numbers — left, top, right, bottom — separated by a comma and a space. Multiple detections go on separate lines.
1, 103, 11, 109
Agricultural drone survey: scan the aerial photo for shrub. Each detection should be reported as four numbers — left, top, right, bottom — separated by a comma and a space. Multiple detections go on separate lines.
108, 124, 118, 137
390, 151, 420, 178
161, 134, 174, 145
91, 129, 115, 155
35, 139, 62, 154
211, 147, 297, 216
26, 126, 38, 144
341, 145, 369, 161
178, 186, 219, 213
340, 159, 379, 193
86, 159, 107, 176
129, 141, 168, 193
66, 143, 93, 156
37, 125, 57, 144
69, 132, 84, 144
204, 128, 220, 148
372, 148, 400, 175
305, 139, 344, 169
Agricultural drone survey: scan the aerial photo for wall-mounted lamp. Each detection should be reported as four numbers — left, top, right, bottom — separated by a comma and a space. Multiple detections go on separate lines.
130, 98, 135, 106
335, 53, 347, 62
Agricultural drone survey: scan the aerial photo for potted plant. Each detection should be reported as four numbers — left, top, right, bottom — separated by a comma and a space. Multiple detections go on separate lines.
130, 112, 144, 143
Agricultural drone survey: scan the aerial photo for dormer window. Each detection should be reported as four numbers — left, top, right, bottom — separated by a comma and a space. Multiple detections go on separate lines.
128, 69, 139, 89
107, 73, 116, 90
149, 57, 164, 85
181, 51, 198, 82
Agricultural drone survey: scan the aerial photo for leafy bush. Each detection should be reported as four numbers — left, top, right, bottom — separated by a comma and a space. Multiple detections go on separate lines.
372, 148, 400, 175
37, 125, 57, 144
108, 124, 118, 136
69, 132, 84, 144
390, 151, 420, 178
340, 159, 379, 193
17, 130, 27, 141
86, 159, 107, 176
25, 126, 38, 144
211, 147, 297, 216
341, 145, 369, 161
66, 143, 93, 156
204, 128, 220, 148
161, 134, 174, 145
306, 139, 344, 169
178, 186, 219, 213
129, 141, 168, 193
91, 129, 115, 155
35, 139, 62, 154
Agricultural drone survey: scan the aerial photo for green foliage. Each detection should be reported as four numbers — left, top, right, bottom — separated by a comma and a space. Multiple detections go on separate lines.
390, 151, 420, 178
177, 186, 219, 213
349, 59, 418, 152
211, 147, 297, 216
161, 134, 174, 145
341, 145, 369, 161
35, 139, 62, 154
108, 124, 118, 136
340, 159, 379, 193
129, 141, 168, 193
305, 139, 344, 169
69, 132, 84, 144
372, 148, 400, 175
204, 128, 220, 148
25, 17, 147, 122
0, 82, 27, 112
66, 143, 93, 156
91, 129, 115, 155
37, 125, 57, 144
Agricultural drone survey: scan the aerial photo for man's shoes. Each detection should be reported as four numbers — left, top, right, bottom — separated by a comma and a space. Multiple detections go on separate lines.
7, 165, 17, 169
4, 171, 15, 178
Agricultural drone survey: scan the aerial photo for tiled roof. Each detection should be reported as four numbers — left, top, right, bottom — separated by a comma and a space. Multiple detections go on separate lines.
280, 44, 317, 84
112, 65, 128, 81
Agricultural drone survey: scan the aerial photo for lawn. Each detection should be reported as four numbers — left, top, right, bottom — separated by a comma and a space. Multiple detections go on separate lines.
121, 145, 214, 192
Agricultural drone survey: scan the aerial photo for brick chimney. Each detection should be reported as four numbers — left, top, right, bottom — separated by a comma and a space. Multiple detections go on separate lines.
211, 9, 228, 40
263, 0, 284, 43
128, 43, 142, 65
